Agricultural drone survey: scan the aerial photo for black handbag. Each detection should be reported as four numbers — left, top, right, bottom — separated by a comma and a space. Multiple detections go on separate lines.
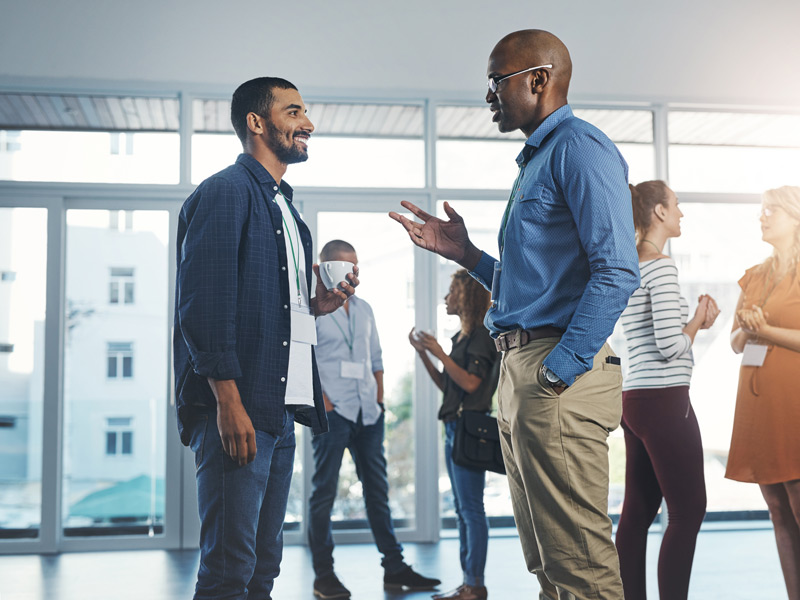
452, 410, 506, 474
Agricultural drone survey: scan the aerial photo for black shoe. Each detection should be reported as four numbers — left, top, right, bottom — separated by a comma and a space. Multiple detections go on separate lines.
384, 565, 441, 591
313, 572, 351, 599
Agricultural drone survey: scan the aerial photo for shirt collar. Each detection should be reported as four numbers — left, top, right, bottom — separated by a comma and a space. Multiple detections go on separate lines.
516, 104, 573, 166
236, 153, 295, 201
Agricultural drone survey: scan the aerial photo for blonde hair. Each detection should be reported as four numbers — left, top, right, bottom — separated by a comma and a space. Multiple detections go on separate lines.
759, 185, 800, 274
629, 180, 671, 239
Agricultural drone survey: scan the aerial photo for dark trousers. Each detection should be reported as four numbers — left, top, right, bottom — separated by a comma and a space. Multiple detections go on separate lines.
308, 410, 404, 577
615, 386, 707, 600
190, 407, 296, 600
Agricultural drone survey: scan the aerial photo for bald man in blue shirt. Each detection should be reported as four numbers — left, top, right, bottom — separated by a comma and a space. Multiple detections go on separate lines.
391, 30, 639, 600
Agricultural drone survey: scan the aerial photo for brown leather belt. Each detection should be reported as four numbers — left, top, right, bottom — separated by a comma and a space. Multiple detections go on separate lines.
494, 326, 564, 352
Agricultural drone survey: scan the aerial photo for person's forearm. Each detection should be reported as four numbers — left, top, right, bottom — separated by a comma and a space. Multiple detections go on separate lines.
207, 378, 242, 407
418, 351, 444, 391
437, 353, 482, 394
683, 316, 704, 344
757, 325, 800, 353
458, 244, 484, 272
730, 327, 751, 354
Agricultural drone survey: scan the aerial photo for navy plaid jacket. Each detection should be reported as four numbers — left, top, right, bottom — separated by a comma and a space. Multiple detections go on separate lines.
173, 153, 328, 445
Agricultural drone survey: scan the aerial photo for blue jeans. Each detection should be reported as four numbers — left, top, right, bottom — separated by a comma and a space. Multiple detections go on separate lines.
189, 407, 296, 600
444, 419, 489, 587
308, 410, 405, 577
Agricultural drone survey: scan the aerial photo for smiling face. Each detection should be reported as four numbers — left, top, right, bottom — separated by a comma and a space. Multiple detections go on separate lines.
261, 87, 314, 164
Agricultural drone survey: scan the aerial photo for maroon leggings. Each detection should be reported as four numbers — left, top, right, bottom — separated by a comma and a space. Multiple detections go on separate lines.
615, 386, 707, 600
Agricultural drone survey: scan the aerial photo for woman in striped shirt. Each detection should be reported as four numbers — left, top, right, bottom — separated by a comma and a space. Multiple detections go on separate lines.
615, 180, 720, 600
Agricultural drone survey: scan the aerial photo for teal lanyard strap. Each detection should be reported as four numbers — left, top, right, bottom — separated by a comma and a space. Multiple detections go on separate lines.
331, 309, 355, 356
499, 165, 526, 256
276, 192, 303, 305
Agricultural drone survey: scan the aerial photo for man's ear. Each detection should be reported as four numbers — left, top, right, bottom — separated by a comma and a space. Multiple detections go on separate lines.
530, 69, 550, 94
246, 112, 263, 136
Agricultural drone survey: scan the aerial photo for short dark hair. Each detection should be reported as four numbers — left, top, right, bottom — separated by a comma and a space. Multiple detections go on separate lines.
319, 239, 356, 262
230, 77, 297, 144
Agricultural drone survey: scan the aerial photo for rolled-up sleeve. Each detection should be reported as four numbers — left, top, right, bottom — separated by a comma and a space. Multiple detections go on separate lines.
465, 329, 497, 380
176, 176, 248, 380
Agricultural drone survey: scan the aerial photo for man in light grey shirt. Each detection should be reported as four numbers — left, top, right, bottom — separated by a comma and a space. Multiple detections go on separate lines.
308, 240, 440, 599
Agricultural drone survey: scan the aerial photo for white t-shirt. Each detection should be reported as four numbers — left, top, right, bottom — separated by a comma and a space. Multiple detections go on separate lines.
275, 192, 314, 407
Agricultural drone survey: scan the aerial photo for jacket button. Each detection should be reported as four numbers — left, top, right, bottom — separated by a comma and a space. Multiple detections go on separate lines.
273, 186, 278, 191
281, 266, 286, 271
283, 341, 288, 346
280, 377, 286, 382
277, 229, 282, 235
283, 305, 288, 309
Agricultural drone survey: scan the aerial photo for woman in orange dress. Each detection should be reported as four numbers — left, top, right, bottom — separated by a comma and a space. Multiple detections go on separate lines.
727, 185, 800, 600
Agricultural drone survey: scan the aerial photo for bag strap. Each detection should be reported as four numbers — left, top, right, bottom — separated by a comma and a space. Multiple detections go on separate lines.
456, 330, 472, 417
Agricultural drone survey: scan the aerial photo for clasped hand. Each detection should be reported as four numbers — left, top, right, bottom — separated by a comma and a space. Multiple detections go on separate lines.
737, 304, 769, 335
695, 294, 721, 330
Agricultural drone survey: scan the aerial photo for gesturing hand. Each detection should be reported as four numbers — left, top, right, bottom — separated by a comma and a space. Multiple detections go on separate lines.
417, 331, 446, 360
389, 201, 480, 268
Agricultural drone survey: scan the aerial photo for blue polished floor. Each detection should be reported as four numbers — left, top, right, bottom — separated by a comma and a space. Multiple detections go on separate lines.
0, 525, 786, 599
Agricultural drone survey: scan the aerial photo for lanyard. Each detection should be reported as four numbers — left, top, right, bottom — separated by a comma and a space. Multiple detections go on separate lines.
275, 191, 303, 305
331, 308, 356, 356
499, 165, 526, 256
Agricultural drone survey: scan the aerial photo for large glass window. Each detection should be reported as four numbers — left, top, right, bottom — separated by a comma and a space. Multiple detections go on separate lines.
0, 207, 47, 539
0, 131, 179, 184
63, 209, 169, 537
0, 93, 180, 184
316, 211, 417, 529
669, 111, 800, 193
191, 100, 425, 187
436, 107, 655, 189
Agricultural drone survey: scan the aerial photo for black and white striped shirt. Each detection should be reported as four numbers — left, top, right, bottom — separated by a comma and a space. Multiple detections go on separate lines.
621, 258, 692, 390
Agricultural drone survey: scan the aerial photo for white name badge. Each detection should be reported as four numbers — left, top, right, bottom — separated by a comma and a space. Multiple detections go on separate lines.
340, 360, 365, 379
742, 342, 768, 367
291, 306, 317, 345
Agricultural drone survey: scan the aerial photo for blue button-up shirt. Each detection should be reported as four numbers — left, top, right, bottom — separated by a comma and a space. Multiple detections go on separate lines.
315, 296, 384, 426
173, 154, 328, 444
472, 105, 639, 386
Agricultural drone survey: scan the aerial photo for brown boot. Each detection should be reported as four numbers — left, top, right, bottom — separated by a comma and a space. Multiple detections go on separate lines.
432, 584, 488, 599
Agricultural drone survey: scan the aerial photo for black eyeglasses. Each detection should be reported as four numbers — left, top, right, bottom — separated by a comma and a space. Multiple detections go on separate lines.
487, 64, 553, 93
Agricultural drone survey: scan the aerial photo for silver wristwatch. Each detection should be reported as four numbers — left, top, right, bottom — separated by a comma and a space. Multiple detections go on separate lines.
541, 365, 567, 389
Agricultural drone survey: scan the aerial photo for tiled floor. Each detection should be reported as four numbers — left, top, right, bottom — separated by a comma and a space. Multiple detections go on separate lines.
0, 526, 786, 599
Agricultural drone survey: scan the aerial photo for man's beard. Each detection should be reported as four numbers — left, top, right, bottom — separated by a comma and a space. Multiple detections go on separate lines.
266, 119, 309, 164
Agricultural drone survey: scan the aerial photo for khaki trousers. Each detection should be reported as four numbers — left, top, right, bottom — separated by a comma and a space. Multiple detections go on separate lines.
497, 338, 624, 600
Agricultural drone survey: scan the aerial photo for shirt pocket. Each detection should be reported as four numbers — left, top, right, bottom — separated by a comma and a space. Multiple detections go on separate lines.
517, 181, 557, 223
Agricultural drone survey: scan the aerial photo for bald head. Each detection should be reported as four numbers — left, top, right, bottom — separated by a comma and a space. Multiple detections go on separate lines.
493, 29, 572, 97
486, 29, 572, 136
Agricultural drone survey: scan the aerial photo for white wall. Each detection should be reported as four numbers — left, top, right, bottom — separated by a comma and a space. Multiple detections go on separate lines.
1, 0, 799, 105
